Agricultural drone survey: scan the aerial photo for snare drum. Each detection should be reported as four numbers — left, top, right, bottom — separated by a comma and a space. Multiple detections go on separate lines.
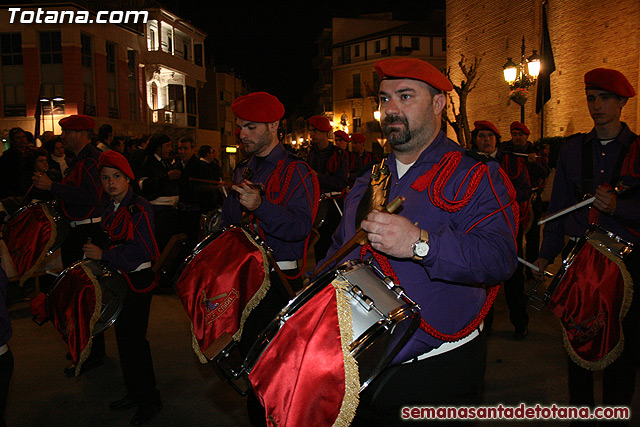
544, 224, 634, 369
47, 259, 127, 373
3, 201, 69, 284
243, 260, 420, 426
175, 226, 290, 368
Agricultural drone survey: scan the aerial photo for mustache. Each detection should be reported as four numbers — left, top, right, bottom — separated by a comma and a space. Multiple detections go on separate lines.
381, 114, 408, 127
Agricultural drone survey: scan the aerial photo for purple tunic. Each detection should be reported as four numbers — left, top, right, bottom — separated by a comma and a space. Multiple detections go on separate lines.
49, 143, 102, 221
100, 189, 157, 273
222, 143, 316, 262
320, 131, 518, 362
539, 123, 640, 262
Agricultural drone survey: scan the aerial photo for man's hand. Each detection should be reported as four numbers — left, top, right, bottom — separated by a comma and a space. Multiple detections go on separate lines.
82, 243, 102, 260
232, 179, 262, 211
167, 169, 182, 181
32, 172, 52, 191
527, 153, 538, 163
532, 258, 550, 281
360, 210, 422, 258
593, 184, 616, 214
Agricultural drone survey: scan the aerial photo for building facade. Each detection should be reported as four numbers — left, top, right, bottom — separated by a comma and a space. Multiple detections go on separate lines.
446, 0, 640, 141
0, 2, 213, 144
314, 12, 446, 154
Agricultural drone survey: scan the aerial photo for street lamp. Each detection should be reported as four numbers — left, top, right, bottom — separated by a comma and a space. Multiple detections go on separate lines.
40, 96, 64, 133
502, 36, 540, 123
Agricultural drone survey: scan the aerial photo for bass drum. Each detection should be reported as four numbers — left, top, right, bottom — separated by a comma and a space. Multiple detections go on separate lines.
175, 225, 291, 389
47, 259, 127, 367
3, 200, 69, 283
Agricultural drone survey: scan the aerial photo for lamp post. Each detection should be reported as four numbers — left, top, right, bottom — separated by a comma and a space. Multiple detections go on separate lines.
502, 36, 540, 124
40, 96, 64, 133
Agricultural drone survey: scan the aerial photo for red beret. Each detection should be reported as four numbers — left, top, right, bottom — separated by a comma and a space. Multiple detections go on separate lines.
334, 130, 350, 142
231, 92, 285, 123
351, 133, 366, 144
375, 58, 453, 92
99, 150, 134, 180
473, 120, 501, 137
509, 121, 530, 135
584, 68, 635, 98
59, 114, 95, 131
309, 115, 332, 132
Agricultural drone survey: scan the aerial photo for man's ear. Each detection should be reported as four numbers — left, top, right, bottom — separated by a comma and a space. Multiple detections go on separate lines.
268, 121, 279, 133
432, 93, 446, 116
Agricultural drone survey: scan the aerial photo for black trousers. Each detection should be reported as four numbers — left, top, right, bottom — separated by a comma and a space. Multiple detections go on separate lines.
0, 349, 13, 427
314, 198, 343, 264
352, 332, 487, 427
114, 268, 160, 405
503, 226, 529, 332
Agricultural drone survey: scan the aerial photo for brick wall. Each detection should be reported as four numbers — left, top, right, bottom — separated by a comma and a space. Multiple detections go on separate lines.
446, 0, 640, 141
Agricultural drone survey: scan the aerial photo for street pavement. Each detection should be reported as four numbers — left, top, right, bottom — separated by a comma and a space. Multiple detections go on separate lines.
5, 275, 640, 426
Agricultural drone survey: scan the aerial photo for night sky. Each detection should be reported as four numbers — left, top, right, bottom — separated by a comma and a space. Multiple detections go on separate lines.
162, 1, 446, 115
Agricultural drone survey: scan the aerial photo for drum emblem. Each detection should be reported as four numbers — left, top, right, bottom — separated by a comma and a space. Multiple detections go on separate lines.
566, 311, 606, 343
202, 289, 239, 325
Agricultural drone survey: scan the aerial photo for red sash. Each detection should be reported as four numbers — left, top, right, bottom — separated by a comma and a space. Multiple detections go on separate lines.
48, 262, 102, 376
175, 228, 270, 361
248, 282, 358, 427
548, 240, 633, 370
3, 204, 56, 286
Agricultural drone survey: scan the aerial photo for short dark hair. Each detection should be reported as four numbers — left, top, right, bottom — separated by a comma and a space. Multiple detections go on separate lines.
98, 124, 113, 138
197, 145, 212, 158
471, 129, 501, 148
179, 136, 196, 148
9, 127, 25, 142
146, 134, 172, 155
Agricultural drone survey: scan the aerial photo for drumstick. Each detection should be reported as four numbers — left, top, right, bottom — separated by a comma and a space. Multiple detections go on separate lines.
189, 177, 265, 192
517, 257, 553, 277
508, 152, 539, 158
310, 195, 405, 280
538, 197, 595, 225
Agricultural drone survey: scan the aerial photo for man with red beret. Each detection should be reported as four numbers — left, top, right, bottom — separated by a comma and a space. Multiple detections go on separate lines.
319, 57, 517, 425
222, 91, 319, 425
502, 121, 550, 269
32, 114, 108, 375
306, 115, 348, 262
533, 68, 640, 414
472, 120, 532, 340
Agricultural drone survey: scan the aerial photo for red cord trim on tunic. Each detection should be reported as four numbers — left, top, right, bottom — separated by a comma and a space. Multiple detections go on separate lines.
252, 160, 320, 280
362, 151, 517, 341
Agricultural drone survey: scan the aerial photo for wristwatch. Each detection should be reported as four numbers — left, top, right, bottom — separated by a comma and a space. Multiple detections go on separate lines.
411, 229, 430, 260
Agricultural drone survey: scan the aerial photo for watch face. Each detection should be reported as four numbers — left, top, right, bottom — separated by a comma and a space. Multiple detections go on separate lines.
414, 242, 429, 257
